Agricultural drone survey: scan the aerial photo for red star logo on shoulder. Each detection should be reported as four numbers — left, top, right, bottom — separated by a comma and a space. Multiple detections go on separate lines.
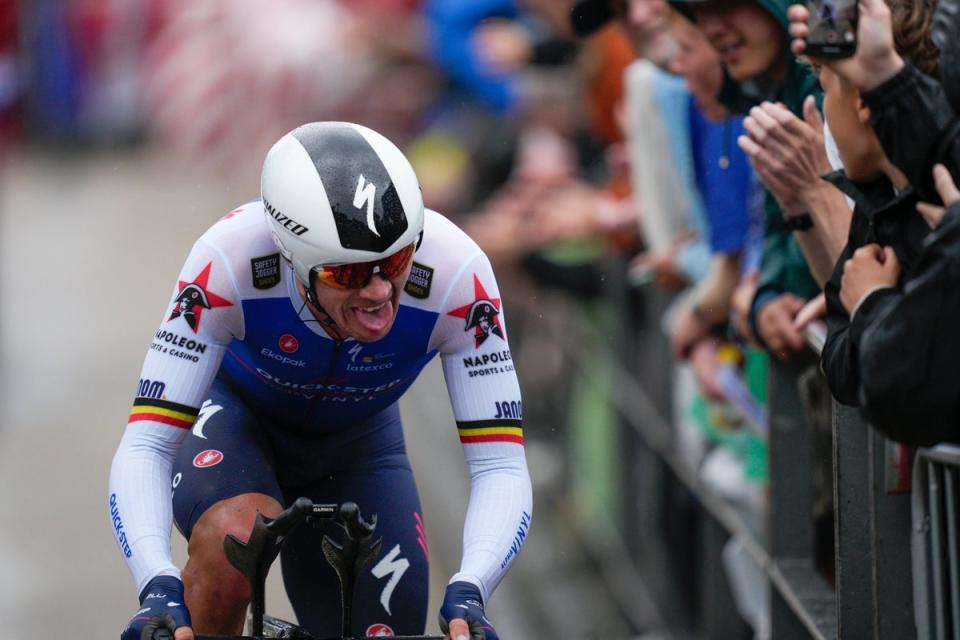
168, 262, 233, 332
447, 274, 504, 348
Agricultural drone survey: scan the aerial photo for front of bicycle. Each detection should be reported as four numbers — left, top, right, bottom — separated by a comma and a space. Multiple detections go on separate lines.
153, 498, 443, 640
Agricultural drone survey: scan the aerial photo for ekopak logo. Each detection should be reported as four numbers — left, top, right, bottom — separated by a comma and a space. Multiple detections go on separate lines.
193, 449, 224, 468
279, 334, 299, 353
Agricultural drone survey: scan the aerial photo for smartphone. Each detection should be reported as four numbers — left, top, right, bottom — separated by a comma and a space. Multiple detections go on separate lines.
805, 0, 858, 58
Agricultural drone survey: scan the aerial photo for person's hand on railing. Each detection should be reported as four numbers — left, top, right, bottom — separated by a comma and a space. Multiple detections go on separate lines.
731, 271, 760, 346
689, 338, 727, 402
839, 244, 900, 315
757, 293, 808, 361
439, 581, 498, 640
793, 293, 828, 355
120, 575, 193, 640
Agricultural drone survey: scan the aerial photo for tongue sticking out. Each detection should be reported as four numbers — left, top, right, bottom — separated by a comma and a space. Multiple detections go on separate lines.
352, 301, 394, 336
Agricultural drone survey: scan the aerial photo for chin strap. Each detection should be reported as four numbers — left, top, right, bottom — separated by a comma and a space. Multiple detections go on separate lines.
302, 271, 348, 341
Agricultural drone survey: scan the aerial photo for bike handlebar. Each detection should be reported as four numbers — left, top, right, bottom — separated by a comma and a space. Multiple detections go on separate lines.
261, 497, 340, 536
152, 499, 445, 640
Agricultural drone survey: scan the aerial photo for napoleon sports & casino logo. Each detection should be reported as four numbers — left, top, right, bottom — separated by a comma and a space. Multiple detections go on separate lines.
447, 274, 504, 348
168, 261, 233, 332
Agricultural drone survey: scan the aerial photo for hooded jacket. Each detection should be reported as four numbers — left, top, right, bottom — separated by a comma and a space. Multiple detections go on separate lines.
704, 0, 824, 332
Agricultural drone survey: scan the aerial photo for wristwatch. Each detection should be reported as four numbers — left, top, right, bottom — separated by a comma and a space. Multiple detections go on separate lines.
783, 212, 814, 232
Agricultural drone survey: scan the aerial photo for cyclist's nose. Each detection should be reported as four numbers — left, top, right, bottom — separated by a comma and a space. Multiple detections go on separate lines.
360, 272, 393, 298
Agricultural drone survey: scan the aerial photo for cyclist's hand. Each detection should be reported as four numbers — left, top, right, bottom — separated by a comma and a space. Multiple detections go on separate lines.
439, 581, 498, 640
121, 576, 194, 640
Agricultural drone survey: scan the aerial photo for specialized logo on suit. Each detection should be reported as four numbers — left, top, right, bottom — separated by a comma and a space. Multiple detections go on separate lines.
447, 274, 503, 347
168, 262, 233, 332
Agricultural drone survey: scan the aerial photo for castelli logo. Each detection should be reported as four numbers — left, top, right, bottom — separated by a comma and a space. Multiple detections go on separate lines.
365, 623, 394, 636
279, 334, 299, 353
193, 449, 224, 468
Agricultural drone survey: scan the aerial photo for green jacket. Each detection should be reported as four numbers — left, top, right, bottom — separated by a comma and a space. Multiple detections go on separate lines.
714, 0, 824, 332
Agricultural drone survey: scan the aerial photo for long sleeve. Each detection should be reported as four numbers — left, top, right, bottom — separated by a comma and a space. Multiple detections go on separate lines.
856, 207, 960, 445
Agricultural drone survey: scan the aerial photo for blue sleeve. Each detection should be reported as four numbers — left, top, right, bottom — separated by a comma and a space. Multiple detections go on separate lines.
423, 0, 519, 114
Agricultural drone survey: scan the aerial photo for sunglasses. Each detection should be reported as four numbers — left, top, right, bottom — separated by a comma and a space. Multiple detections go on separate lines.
312, 243, 416, 290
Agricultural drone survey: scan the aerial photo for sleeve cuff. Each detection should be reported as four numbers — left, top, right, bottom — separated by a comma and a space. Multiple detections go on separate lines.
748, 288, 783, 347
449, 573, 488, 606
861, 63, 918, 111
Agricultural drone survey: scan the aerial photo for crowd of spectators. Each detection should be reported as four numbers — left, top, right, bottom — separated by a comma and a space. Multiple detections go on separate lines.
6, 0, 960, 635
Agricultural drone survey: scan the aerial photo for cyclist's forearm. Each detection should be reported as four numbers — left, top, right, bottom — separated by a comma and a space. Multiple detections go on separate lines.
455, 451, 532, 604
109, 424, 184, 594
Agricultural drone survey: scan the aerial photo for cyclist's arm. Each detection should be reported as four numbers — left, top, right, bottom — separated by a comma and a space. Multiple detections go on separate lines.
435, 252, 533, 605
109, 236, 242, 594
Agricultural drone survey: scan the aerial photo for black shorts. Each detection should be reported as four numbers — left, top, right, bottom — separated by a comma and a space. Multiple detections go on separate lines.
171, 378, 430, 637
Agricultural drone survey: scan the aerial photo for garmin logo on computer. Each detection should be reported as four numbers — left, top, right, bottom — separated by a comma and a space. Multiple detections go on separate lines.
264, 198, 309, 236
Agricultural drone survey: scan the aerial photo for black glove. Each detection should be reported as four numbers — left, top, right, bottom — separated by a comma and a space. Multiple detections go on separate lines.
438, 581, 498, 640
121, 575, 192, 640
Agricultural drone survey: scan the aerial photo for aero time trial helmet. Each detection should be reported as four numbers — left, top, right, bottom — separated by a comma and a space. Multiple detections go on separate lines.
261, 122, 424, 287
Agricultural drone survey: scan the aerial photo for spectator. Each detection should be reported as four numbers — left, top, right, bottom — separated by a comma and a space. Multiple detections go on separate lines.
794, 0, 939, 411
791, 0, 960, 445
669, 0, 825, 360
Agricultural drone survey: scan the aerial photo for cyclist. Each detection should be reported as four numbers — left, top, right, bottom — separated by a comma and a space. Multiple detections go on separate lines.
110, 122, 532, 640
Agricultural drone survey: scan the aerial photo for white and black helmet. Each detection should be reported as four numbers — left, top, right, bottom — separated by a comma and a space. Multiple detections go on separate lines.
261, 121, 424, 287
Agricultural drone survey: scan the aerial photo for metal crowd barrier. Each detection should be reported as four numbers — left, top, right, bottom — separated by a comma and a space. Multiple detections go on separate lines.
536, 259, 931, 638
912, 445, 960, 640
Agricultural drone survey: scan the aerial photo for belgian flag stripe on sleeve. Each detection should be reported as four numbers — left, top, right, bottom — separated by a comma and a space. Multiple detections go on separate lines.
128, 398, 200, 429
456, 419, 523, 445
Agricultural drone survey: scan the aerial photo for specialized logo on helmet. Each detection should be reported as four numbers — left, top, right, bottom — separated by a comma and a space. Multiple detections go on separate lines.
447, 274, 504, 347
293, 124, 407, 253
168, 262, 233, 332
354, 174, 381, 237
264, 198, 309, 236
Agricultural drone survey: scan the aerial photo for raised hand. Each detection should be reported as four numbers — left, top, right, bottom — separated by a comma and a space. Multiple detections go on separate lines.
788, 0, 904, 90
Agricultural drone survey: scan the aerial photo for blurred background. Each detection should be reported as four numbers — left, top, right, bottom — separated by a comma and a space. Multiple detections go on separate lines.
0, 0, 648, 637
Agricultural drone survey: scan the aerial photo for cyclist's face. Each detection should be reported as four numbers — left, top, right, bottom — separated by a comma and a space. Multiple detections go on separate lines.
310, 260, 414, 342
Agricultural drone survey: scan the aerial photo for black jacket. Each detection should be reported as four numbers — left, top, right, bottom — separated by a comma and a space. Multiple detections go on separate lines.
821, 172, 929, 407
861, 63, 959, 204
854, 203, 960, 446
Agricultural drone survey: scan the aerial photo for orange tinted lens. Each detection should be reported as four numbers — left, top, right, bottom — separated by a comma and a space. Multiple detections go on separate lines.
315, 244, 415, 289
380, 244, 415, 277
315, 265, 360, 289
